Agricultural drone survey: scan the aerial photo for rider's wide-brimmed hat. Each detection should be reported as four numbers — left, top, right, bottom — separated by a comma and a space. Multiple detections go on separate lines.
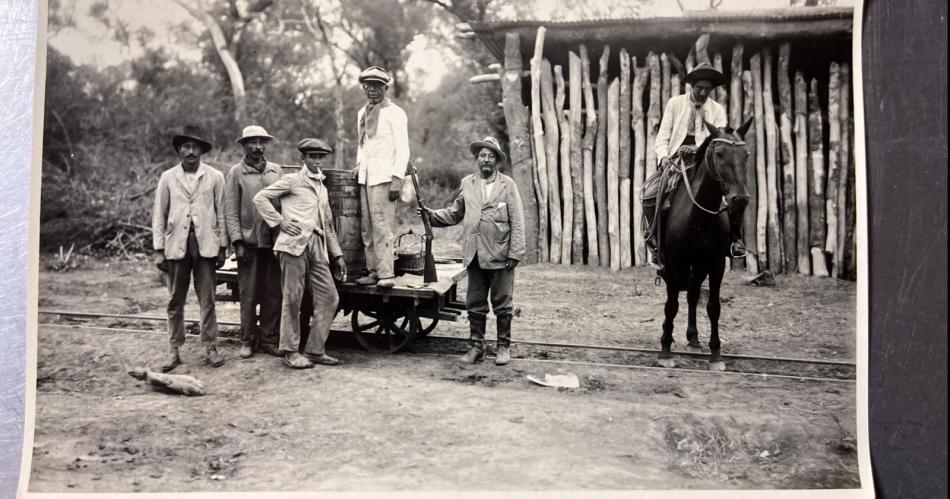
235, 125, 275, 144
358, 66, 392, 86
685, 62, 726, 87
469, 136, 507, 164
172, 124, 213, 153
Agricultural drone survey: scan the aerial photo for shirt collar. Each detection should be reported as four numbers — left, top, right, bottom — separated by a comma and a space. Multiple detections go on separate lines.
302, 166, 326, 182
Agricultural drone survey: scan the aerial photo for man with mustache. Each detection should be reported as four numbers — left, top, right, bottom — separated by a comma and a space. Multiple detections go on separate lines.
419, 137, 525, 366
225, 125, 283, 359
353, 66, 410, 289
152, 125, 228, 372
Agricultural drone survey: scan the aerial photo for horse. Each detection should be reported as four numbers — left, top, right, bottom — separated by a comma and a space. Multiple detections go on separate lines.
656, 118, 752, 371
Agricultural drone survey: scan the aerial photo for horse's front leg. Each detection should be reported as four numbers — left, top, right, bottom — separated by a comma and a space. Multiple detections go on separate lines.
658, 282, 679, 368
685, 270, 705, 353
707, 264, 726, 371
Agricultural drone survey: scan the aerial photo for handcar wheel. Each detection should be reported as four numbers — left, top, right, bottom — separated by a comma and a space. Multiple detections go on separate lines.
351, 304, 419, 353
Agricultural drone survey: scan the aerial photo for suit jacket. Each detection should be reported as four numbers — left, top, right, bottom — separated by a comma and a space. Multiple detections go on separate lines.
151, 162, 228, 260
429, 173, 526, 269
252, 168, 343, 259
654, 93, 728, 163
224, 160, 283, 247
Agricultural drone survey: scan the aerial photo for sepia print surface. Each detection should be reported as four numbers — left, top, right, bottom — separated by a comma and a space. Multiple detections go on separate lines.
22, 0, 872, 496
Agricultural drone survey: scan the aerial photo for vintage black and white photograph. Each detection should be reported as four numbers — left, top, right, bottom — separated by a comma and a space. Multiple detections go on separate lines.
25, 0, 871, 495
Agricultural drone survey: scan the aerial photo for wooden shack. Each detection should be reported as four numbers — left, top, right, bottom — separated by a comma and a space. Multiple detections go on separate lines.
459, 7, 856, 280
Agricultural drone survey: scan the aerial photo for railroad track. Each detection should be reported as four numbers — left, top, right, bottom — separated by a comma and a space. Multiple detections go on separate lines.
38, 309, 856, 383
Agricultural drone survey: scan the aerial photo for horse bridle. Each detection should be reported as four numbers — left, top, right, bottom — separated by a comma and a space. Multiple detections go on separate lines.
677, 137, 746, 215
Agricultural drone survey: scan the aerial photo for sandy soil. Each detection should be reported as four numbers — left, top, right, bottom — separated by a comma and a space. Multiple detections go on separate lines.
29, 253, 859, 492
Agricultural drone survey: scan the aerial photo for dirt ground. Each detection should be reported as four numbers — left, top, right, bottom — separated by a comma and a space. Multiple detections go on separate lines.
29, 251, 859, 493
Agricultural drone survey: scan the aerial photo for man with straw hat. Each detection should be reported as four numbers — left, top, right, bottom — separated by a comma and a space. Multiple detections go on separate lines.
419, 136, 525, 366
152, 125, 228, 372
225, 125, 283, 359
353, 66, 410, 289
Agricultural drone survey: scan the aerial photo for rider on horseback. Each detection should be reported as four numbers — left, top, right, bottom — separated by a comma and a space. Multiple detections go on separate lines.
642, 62, 746, 269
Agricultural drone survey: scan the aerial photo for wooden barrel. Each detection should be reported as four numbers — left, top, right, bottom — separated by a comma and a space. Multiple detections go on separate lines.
322, 169, 365, 281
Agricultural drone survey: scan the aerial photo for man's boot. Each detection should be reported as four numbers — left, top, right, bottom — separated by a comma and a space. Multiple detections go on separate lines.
161, 346, 181, 373
495, 315, 512, 366
461, 315, 486, 364
204, 343, 225, 367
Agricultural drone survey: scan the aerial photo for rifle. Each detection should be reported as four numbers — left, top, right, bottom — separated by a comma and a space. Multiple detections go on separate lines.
407, 160, 438, 283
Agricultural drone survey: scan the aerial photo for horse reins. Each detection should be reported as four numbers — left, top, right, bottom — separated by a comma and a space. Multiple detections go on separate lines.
675, 137, 745, 215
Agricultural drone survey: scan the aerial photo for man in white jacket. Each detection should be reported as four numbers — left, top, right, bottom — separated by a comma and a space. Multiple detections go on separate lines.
353, 66, 410, 289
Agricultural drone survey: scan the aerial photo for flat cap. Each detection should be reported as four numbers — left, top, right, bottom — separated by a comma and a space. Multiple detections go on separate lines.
297, 138, 333, 154
358, 66, 392, 85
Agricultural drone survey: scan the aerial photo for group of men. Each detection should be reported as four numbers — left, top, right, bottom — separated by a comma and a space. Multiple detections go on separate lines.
151, 66, 527, 371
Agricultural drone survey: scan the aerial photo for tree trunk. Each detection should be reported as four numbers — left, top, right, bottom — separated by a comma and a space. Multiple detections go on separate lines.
501, 32, 538, 264
839, 63, 854, 279
632, 58, 648, 267
778, 43, 797, 273
826, 63, 841, 272
540, 60, 560, 264
607, 78, 621, 271
551, 64, 574, 265
751, 54, 768, 271
742, 70, 758, 274
580, 45, 599, 267
569, 52, 586, 265
595, 46, 611, 266
619, 49, 632, 269
763, 50, 783, 273
646, 52, 661, 181
808, 77, 829, 276
529, 29, 548, 263
794, 71, 811, 274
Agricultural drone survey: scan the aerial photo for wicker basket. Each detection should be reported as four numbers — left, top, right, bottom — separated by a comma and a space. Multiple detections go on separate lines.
394, 230, 425, 276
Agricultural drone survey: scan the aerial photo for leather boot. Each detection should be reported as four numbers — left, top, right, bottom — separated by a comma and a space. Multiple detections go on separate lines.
161, 346, 181, 373
461, 315, 486, 364
495, 315, 512, 366
204, 343, 225, 367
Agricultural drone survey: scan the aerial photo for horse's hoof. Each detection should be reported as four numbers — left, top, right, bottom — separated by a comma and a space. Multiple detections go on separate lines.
686, 344, 703, 354
657, 357, 676, 369
709, 361, 726, 371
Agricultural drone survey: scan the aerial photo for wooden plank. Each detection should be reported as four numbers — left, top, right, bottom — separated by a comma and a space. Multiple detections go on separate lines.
500, 32, 538, 264
646, 52, 661, 181
619, 49, 632, 269
684, 50, 695, 94
670, 54, 682, 98
825, 62, 841, 270
580, 45, 600, 267
529, 28, 548, 263
595, 46, 611, 266
714, 52, 728, 108
742, 70, 758, 274
794, 71, 811, 274
778, 43, 797, 273
763, 49, 783, 273
751, 54, 768, 272
661, 53, 671, 111
607, 78, 621, 271
539, 59, 558, 264
569, 51, 586, 265
808, 77, 829, 277
694, 33, 711, 64
632, 57, 648, 267
551, 62, 568, 265
729, 44, 745, 271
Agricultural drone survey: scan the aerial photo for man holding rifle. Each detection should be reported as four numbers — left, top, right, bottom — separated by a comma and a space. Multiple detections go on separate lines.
419, 136, 525, 366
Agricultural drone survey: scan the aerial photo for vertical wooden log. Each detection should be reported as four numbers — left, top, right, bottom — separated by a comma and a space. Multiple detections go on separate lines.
778, 43, 797, 273
844, 72, 857, 281
646, 52, 661, 180
729, 45, 744, 128
569, 52, 585, 265
839, 63, 854, 279
580, 45, 599, 267
540, 60, 560, 264
661, 53, 672, 111
501, 32, 538, 264
825, 63, 841, 271
632, 58, 649, 266
763, 49, 783, 273
794, 71, 811, 274
528, 29, 548, 263
808, 77, 829, 277
619, 49, 632, 269
714, 52, 728, 109
607, 79, 621, 271
751, 54, 768, 271
595, 46, 611, 266
742, 70, 758, 274
549, 63, 567, 265
694, 33, 711, 64
557, 108, 572, 264
684, 51, 695, 94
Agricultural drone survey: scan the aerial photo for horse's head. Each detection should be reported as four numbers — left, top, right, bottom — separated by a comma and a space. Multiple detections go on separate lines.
702, 118, 753, 212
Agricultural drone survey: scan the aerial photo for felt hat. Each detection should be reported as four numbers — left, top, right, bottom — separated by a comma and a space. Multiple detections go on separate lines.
235, 125, 275, 143
685, 62, 726, 87
297, 138, 333, 154
469, 136, 507, 164
172, 125, 212, 153
358, 66, 392, 86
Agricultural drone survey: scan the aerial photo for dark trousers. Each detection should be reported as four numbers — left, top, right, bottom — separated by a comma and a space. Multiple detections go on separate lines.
237, 246, 282, 347
466, 258, 515, 346
166, 229, 218, 347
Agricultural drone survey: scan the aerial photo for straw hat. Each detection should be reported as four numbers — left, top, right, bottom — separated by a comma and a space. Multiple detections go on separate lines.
235, 125, 275, 143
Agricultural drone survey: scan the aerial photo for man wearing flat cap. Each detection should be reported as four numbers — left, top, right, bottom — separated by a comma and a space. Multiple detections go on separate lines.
419, 136, 525, 366
225, 125, 283, 359
644, 62, 744, 265
354, 66, 410, 289
152, 125, 228, 372
253, 138, 347, 369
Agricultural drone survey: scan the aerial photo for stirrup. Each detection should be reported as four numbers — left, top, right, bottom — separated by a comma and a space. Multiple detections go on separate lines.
729, 242, 747, 259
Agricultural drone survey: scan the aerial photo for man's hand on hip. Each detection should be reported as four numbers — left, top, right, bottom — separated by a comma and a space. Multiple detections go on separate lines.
280, 219, 302, 237
389, 177, 403, 202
